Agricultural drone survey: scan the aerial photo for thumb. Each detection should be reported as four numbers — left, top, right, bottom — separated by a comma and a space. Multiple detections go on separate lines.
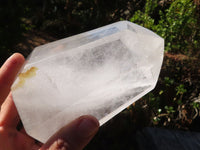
40, 115, 99, 150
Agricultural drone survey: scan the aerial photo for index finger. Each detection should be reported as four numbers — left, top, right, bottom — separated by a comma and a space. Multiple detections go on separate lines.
0, 53, 25, 106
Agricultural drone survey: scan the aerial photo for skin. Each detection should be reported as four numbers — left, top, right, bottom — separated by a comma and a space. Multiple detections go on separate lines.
0, 53, 99, 150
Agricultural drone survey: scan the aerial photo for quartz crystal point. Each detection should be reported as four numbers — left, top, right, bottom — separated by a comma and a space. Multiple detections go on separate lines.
11, 21, 164, 143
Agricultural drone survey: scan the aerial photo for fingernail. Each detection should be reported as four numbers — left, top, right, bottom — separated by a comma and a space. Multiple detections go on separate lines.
77, 117, 99, 138
48, 139, 69, 150
6, 53, 24, 67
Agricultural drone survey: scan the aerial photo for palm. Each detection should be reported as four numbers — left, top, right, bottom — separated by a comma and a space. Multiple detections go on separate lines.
0, 118, 41, 150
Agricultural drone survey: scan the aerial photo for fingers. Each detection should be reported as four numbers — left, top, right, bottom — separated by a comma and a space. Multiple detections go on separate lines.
40, 115, 99, 150
0, 53, 25, 106
0, 93, 20, 127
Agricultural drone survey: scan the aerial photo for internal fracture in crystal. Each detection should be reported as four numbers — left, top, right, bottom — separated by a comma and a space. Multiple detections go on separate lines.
12, 21, 164, 143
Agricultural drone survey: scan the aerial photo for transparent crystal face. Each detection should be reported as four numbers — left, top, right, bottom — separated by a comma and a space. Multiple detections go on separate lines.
12, 21, 164, 143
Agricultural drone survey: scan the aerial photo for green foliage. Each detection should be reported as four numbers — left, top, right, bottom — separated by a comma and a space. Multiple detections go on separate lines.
192, 102, 200, 109
164, 77, 174, 87
145, 92, 161, 109
130, 5, 199, 126
130, 0, 199, 53
141, 72, 194, 127
164, 106, 175, 114
176, 84, 187, 96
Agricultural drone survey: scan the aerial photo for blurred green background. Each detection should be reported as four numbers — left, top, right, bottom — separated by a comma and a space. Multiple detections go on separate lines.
0, 0, 200, 149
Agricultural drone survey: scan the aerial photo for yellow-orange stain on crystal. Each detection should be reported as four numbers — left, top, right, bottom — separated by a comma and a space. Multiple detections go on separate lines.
12, 67, 38, 90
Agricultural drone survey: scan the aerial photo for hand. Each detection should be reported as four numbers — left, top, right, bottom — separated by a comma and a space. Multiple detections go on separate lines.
0, 53, 99, 150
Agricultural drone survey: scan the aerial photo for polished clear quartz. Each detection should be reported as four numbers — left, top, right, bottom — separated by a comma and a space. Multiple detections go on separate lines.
11, 21, 164, 143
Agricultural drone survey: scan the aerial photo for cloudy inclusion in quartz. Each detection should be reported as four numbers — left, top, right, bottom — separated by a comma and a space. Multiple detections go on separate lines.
12, 21, 164, 143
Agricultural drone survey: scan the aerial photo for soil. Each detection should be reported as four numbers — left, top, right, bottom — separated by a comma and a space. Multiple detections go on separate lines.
13, 30, 57, 58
